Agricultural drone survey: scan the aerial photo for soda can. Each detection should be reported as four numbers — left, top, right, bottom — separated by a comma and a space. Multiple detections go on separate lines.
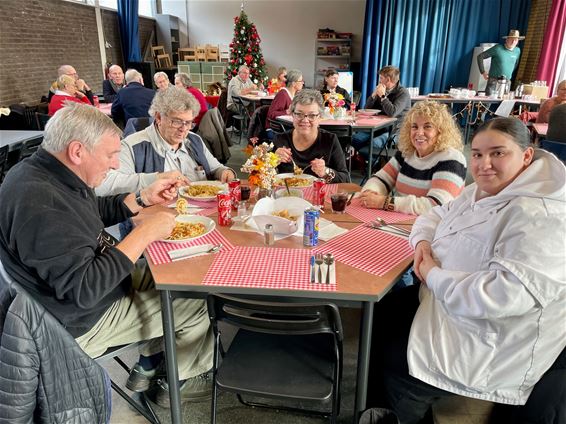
303, 207, 320, 247
217, 191, 232, 226
228, 179, 241, 209
313, 178, 326, 208
93, 95, 99, 107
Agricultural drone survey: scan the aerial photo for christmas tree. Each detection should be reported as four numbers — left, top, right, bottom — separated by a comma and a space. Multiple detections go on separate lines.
225, 9, 268, 85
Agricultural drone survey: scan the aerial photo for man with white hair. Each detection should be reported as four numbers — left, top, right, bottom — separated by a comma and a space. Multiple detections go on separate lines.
226, 64, 258, 112
103, 64, 125, 103
48, 64, 94, 105
154, 71, 171, 91
0, 102, 214, 407
111, 69, 155, 124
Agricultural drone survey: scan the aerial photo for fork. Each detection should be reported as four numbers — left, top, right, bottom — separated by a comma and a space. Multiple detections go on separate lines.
374, 218, 411, 235
315, 253, 324, 283
291, 158, 303, 175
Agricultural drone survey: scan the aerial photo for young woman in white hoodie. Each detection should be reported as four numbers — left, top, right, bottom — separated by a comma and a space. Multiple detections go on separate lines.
369, 117, 566, 424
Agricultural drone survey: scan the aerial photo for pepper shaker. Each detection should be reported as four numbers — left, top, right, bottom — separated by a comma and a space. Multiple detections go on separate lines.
264, 224, 275, 246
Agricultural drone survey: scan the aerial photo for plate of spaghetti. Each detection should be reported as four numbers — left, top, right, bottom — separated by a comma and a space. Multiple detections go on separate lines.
274, 173, 316, 188
179, 181, 227, 201
163, 215, 216, 243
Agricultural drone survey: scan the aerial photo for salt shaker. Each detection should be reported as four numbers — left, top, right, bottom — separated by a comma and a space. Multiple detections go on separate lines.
264, 224, 274, 246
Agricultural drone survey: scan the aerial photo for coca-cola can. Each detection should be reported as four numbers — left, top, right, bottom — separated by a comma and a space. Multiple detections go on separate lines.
93, 95, 99, 107
313, 179, 326, 208
217, 191, 232, 226
228, 179, 241, 209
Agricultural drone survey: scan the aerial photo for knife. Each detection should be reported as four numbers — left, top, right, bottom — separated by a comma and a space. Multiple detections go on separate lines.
310, 255, 315, 283
168, 244, 216, 262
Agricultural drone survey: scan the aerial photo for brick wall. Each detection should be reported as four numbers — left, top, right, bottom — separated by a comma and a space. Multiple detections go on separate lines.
0, 0, 155, 106
516, 0, 552, 85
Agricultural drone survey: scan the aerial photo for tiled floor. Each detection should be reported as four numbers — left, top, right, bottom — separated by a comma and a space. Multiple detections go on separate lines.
102, 135, 486, 423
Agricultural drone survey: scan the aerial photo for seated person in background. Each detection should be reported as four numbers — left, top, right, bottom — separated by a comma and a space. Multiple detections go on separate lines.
103, 64, 125, 103
369, 117, 565, 424
273, 89, 349, 183
227, 65, 258, 113
536, 79, 566, 123
277, 66, 287, 85
320, 69, 351, 110
48, 64, 94, 105
266, 69, 304, 126
546, 103, 566, 143
359, 100, 466, 215
97, 86, 235, 196
48, 74, 91, 116
352, 65, 411, 157
0, 102, 215, 408
154, 71, 170, 91
111, 69, 155, 126
174, 72, 208, 127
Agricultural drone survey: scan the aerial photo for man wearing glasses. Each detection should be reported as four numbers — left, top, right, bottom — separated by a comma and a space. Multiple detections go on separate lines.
111, 69, 156, 126
48, 64, 95, 105
226, 65, 259, 113
97, 86, 236, 196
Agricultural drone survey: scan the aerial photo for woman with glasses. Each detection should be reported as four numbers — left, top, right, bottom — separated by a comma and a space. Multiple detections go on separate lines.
96, 86, 236, 196
174, 72, 208, 127
359, 101, 466, 215
320, 69, 351, 110
266, 69, 305, 127
273, 89, 350, 182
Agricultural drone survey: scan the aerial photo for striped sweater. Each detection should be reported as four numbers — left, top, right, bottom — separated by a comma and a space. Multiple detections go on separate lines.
363, 148, 467, 215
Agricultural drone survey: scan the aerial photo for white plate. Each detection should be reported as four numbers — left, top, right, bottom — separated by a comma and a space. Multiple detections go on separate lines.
274, 173, 317, 188
162, 215, 216, 243
179, 181, 227, 202
358, 109, 381, 115
250, 197, 313, 235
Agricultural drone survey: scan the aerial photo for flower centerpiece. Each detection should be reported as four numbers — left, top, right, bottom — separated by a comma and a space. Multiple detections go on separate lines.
241, 142, 281, 192
323, 92, 346, 117
267, 78, 283, 94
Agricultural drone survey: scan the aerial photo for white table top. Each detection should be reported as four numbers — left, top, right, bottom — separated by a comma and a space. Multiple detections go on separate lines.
0, 130, 44, 151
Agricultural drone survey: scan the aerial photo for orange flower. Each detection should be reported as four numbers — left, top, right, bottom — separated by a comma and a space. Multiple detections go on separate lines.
248, 174, 260, 186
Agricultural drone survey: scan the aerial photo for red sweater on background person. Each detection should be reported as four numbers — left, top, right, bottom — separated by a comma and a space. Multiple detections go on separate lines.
186, 87, 208, 125
48, 93, 91, 116
266, 88, 293, 128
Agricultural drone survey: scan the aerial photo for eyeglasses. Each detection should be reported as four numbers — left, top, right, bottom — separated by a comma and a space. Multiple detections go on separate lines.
166, 115, 194, 130
295, 80, 305, 84
292, 112, 320, 122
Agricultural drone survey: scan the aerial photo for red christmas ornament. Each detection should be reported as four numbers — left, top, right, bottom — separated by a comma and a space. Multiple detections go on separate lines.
244, 54, 253, 64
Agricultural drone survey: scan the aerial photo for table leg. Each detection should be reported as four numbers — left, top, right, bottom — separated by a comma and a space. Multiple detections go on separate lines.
160, 290, 182, 424
367, 129, 375, 179
353, 300, 375, 423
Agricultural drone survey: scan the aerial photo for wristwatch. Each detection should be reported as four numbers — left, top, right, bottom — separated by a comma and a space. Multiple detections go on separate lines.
324, 167, 336, 182
386, 196, 395, 211
135, 190, 148, 208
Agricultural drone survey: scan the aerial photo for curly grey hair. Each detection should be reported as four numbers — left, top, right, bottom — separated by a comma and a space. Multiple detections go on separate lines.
290, 89, 323, 114
175, 72, 192, 88
149, 86, 201, 118
42, 102, 121, 153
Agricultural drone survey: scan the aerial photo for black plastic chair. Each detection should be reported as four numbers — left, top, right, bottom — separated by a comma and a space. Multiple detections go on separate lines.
123, 117, 153, 138
540, 139, 566, 163
95, 342, 160, 424
35, 112, 50, 130
207, 294, 343, 424
231, 95, 250, 145
360, 133, 397, 186
16, 136, 43, 162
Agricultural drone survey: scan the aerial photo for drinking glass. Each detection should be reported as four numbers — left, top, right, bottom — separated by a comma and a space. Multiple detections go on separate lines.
240, 186, 251, 202
330, 193, 348, 214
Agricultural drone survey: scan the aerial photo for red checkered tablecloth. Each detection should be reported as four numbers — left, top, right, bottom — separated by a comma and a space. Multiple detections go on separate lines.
302, 183, 339, 204
146, 230, 235, 265
203, 247, 336, 291
345, 198, 415, 223
313, 224, 413, 276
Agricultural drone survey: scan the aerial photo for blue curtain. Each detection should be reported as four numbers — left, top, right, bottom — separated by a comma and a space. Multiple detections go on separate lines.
360, 0, 531, 105
117, 0, 142, 63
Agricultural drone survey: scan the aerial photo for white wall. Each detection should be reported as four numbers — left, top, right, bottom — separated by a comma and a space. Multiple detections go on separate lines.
161, 0, 189, 47
184, 0, 366, 87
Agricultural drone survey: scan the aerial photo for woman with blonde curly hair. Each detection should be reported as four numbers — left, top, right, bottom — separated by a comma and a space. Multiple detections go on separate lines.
359, 100, 467, 215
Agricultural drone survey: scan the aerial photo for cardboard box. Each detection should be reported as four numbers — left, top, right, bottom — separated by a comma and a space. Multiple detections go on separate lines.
523, 85, 549, 100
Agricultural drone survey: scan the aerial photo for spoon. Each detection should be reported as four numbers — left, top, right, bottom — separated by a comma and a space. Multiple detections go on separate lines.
284, 178, 291, 196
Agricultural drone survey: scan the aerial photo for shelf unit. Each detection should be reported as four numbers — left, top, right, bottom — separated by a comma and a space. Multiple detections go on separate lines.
314, 37, 351, 87
155, 14, 180, 65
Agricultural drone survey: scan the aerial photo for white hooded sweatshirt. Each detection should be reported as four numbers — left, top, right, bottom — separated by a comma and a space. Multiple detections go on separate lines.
408, 149, 566, 405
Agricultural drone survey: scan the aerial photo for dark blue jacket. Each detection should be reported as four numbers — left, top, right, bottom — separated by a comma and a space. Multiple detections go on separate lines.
111, 82, 155, 123
102, 79, 123, 103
